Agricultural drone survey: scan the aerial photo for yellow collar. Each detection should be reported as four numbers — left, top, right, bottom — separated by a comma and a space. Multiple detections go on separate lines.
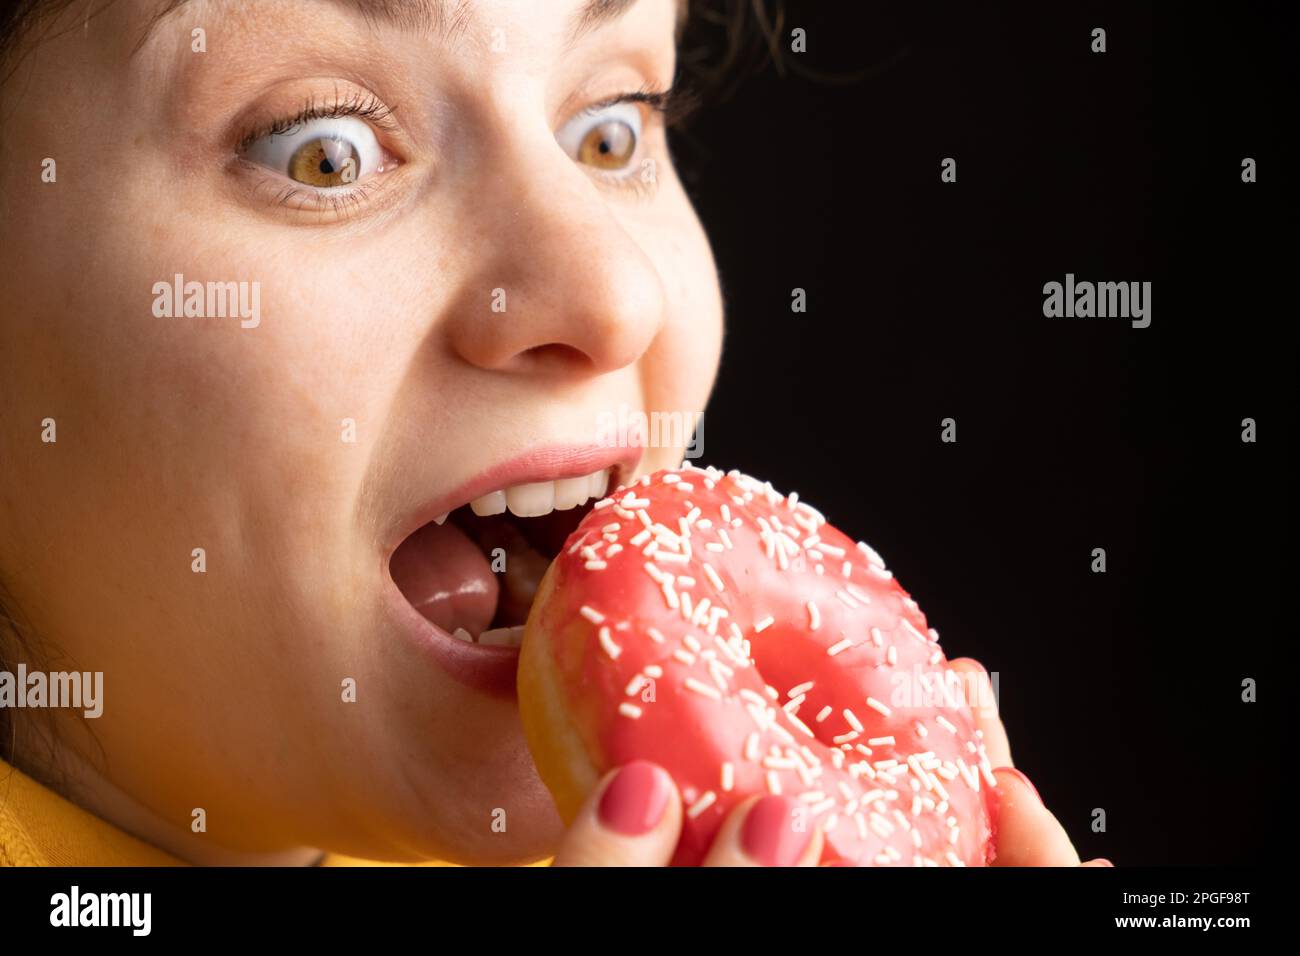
0, 756, 451, 867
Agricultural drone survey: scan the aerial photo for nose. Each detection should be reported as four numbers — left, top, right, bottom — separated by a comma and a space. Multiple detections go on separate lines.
441, 132, 668, 379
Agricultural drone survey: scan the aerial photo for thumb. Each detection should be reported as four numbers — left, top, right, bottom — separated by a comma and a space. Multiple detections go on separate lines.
552, 761, 682, 866
990, 767, 1081, 867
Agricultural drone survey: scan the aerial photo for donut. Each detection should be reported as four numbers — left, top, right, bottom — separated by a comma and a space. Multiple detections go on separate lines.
518, 464, 997, 866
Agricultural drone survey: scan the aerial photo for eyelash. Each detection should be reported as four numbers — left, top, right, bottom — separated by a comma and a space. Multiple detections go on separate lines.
235, 89, 397, 155
236, 82, 688, 215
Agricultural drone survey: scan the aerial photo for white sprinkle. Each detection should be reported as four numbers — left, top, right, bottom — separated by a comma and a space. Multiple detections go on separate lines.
915, 722, 929, 738
684, 677, 721, 700
815, 705, 833, 723
866, 697, 891, 717
593, 498, 614, 509
806, 601, 821, 631
766, 771, 782, 795
579, 605, 605, 624
832, 731, 860, 745
598, 627, 621, 660
856, 541, 886, 567
835, 590, 860, 609
787, 712, 816, 739
869, 564, 894, 580
843, 708, 865, 733
618, 702, 642, 719
687, 791, 717, 818
827, 638, 854, 656
720, 762, 734, 792
788, 681, 815, 699
663, 473, 680, 483
754, 615, 775, 633
842, 561, 853, 578
703, 563, 725, 592
585, 560, 607, 570
625, 676, 645, 695
887, 645, 898, 667
845, 583, 873, 605
745, 732, 761, 761
945, 851, 965, 867
605, 544, 622, 557
672, 649, 695, 666
646, 626, 665, 644
901, 619, 928, 643
936, 715, 958, 734
661, 581, 679, 610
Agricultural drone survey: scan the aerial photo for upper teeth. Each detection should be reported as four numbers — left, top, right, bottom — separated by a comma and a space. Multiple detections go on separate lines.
469, 468, 609, 518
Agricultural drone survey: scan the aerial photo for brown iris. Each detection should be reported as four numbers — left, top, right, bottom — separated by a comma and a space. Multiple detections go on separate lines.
288, 137, 361, 187
577, 120, 636, 170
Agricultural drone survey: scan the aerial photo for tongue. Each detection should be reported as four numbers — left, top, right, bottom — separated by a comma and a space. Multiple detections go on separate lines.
390, 519, 499, 636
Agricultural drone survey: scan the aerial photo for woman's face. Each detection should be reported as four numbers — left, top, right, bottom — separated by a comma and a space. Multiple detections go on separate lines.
0, 0, 722, 863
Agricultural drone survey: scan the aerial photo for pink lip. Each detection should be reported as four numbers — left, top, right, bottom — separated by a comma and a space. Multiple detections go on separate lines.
382, 442, 643, 697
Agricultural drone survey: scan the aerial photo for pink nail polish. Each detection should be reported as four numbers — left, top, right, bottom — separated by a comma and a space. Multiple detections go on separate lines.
741, 795, 812, 866
995, 767, 1042, 806
598, 761, 671, 836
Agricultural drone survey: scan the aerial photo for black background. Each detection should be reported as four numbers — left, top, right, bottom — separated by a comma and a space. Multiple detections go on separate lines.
672, 2, 1290, 865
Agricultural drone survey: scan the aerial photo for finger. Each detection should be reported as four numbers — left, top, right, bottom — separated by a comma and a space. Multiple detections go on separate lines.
1081, 858, 1115, 867
552, 761, 682, 867
990, 767, 1081, 867
702, 794, 823, 867
949, 657, 1012, 769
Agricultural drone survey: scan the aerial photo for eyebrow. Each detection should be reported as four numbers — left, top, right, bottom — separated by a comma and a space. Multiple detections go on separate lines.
139, 0, 645, 50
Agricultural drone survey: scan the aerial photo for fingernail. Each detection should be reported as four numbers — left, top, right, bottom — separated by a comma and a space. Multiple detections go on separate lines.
741, 795, 812, 866
952, 657, 987, 677
995, 767, 1042, 806
598, 761, 672, 836
1093, 858, 1115, 867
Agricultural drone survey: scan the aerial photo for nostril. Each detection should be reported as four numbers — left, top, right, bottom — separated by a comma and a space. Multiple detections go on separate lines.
519, 342, 591, 371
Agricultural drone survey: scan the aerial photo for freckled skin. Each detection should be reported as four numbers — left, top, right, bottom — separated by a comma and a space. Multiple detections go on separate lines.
0, 0, 721, 865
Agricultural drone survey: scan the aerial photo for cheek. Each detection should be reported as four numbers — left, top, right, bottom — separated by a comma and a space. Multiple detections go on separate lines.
653, 191, 725, 411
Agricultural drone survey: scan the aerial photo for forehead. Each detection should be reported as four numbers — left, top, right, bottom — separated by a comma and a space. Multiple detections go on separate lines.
138, 0, 686, 46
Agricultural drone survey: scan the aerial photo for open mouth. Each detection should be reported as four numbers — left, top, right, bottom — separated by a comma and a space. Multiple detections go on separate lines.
388, 467, 616, 650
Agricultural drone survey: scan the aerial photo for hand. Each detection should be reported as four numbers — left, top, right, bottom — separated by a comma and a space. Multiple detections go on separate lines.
552, 760, 825, 866
553, 659, 1111, 867
948, 657, 1112, 867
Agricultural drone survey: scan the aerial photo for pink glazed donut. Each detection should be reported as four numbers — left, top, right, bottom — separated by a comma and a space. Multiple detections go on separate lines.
519, 464, 998, 866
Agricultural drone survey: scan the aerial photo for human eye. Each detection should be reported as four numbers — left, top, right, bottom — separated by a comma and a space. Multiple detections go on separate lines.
556, 99, 645, 173
237, 90, 402, 214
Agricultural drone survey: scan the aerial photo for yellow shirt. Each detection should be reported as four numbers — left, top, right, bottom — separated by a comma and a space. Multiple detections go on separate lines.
0, 756, 453, 867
